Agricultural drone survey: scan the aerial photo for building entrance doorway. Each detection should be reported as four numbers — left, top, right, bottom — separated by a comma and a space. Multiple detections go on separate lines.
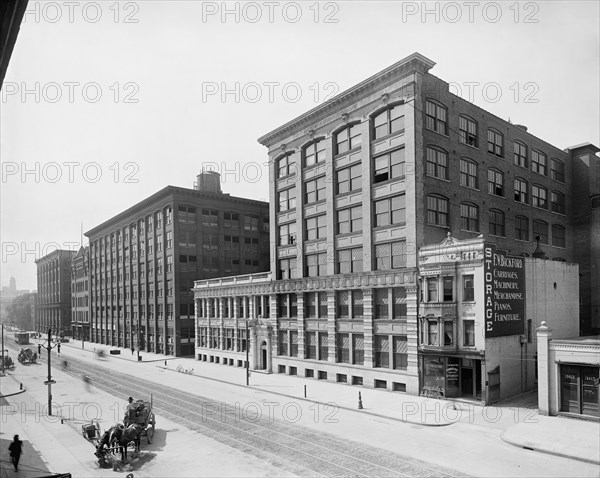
260, 341, 267, 370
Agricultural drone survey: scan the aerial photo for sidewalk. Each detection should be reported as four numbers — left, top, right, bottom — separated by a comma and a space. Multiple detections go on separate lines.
62, 338, 600, 465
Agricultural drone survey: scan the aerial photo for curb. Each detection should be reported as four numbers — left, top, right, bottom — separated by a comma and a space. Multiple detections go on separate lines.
500, 432, 600, 466
0, 388, 26, 398
158, 365, 454, 428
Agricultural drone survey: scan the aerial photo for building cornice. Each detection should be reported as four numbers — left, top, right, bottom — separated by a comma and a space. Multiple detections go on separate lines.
257, 53, 435, 147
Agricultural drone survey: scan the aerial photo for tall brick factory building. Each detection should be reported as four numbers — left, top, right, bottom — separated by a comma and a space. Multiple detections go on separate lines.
193, 53, 599, 398
85, 172, 270, 357
36, 249, 77, 336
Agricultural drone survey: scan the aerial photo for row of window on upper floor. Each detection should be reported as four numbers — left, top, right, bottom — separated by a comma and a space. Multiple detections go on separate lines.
427, 146, 566, 213
277, 148, 403, 211
276, 104, 405, 178
425, 99, 566, 182
92, 208, 268, 257
426, 195, 567, 248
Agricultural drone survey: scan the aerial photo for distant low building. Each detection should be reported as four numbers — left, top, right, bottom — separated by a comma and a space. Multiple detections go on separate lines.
0, 277, 30, 321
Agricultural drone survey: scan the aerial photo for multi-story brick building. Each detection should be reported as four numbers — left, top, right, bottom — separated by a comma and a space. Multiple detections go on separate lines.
85, 172, 270, 357
36, 249, 76, 336
193, 52, 599, 396
71, 245, 90, 341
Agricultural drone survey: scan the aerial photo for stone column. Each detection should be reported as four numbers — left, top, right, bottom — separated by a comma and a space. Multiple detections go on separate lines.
297, 293, 306, 359
537, 321, 552, 416
327, 290, 336, 362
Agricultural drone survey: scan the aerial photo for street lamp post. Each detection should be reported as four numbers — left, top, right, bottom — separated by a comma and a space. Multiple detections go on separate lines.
245, 318, 259, 386
38, 328, 59, 416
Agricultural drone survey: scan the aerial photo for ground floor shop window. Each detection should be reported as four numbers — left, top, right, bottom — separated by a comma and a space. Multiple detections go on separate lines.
560, 365, 599, 417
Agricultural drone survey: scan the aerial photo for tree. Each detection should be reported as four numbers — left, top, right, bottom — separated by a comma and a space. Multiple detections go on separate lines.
6, 293, 35, 330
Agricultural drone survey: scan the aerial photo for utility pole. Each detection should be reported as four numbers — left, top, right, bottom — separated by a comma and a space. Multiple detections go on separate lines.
1, 324, 5, 375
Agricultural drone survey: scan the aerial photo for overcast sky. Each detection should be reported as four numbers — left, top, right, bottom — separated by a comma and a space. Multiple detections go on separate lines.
1, 0, 599, 292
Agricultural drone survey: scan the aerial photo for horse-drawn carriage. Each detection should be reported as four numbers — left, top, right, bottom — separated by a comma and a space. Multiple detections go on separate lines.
1, 349, 15, 371
17, 347, 37, 364
92, 396, 155, 469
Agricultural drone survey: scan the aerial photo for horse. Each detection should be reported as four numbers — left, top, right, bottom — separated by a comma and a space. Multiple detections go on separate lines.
95, 424, 124, 462
116, 424, 143, 463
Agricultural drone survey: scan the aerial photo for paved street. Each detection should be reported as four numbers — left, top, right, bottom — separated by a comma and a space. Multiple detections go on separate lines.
1, 339, 598, 477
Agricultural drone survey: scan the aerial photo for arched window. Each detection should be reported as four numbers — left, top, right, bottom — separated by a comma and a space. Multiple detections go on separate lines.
550, 158, 565, 182
460, 202, 479, 232
514, 177, 528, 204
488, 168, 504, 196
551, 224, 566, 248
335, 123, 361, 154
533, 220, 548, 245
425, 99, 447, 135
515, 215, 529, 241
488, 129, 504, 157
303, 139, 326, 167
372, 104, 405, 140
489, 209, 505, 237
427, 195, 449, 227
459, 158, 478, 189
459, 115, 478, 147
514, 141, 528, 167
277, 153, 295, 178
426, 146, 448, 180
532, 150, 548, 176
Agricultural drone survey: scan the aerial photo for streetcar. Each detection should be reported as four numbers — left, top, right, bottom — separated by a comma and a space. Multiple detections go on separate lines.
14, 331, 30, 345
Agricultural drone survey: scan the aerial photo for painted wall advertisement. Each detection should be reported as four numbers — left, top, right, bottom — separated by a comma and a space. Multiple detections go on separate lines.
484, 243, 526, 337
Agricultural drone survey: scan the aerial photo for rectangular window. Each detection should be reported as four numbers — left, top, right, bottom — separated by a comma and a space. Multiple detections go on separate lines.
243, 216, 259, 231
352, 334, 364, 365
374, 289, 389, 319
460, 159, 478, 189
425, 100, 448, 135
443, 321, 453, 346
318, 333, 328, 361
306, 215, 327, 241
337, 333, 350, 363
488, 129, 503, 157
337, 206, 362, 234
552, 225, 566, 248
278, 330, 288, 356
278, 258, 296, 280
426, 147, 448, 180
337, 290, 349, 318
374, 194, 406, 227
551, 191, 566, 214
352, 290, 364, 318
532, 185, 548, 209
290, 331, 298, 357
305, 176, 326, 204
427, 196, 449, 226
532, 150, 548, 176
393, 336, 408, 370
427, 321, 438, 345
427, 278, 438, 302
392, 288, 407, 318
201, 209, 219, 227
305, 292, 317, 318
336, 163, 362, 195
373, 105, 404, 139
278, 188, 296, 212
488, 169, 504, 196
459, 116, 478, 147
460, 203, 479, 232
375, 241, 406, 270
443, 277, 453, 302
337, 247, 363, 274
305, 253, 327, 277
278, 222, 297, 246
463, 275, 474, 302
374, 148, 405, 183
550, 158, 565, 182
374, 335, 390, 368
463, 320, 475, 346
305, 332, 317, 359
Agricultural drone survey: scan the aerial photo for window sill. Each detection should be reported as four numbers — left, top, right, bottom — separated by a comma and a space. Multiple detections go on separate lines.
427, 176, 451, 182
426, 223, 451, 229
424, 128, 449, 139
333, 146, 362, 159
488, 193, 506, 199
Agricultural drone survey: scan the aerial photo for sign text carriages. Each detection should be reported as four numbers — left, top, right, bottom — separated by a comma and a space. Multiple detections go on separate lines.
484, 244, 526, 337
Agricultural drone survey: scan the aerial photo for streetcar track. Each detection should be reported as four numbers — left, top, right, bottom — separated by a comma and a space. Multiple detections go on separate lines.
54, 357, 466, 478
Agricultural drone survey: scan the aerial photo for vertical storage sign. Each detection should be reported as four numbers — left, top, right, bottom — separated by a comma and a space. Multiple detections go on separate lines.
484, 244, 526, 337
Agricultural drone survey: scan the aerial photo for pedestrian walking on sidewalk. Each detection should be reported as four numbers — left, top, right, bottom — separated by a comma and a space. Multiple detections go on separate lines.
8, 434, 23, 471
